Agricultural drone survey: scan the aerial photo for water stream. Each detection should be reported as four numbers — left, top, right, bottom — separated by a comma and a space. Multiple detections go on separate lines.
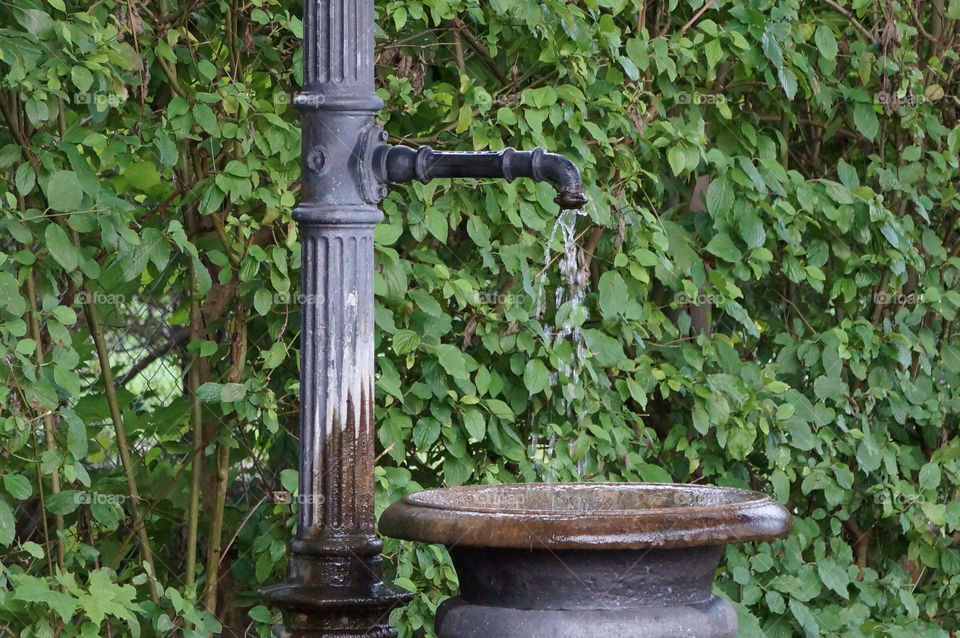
532, 209, 589, 481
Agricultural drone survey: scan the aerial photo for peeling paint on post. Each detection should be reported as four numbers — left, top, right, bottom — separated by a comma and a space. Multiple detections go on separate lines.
258, 0, 412, 635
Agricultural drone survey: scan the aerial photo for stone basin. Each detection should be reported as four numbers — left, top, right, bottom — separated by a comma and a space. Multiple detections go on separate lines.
379, 482, 791, 638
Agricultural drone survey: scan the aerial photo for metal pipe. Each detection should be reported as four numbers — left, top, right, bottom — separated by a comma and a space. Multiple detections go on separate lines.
373, 145, 589, 209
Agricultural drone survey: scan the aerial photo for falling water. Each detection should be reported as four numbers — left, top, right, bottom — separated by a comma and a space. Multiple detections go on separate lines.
531, 209, 589, 481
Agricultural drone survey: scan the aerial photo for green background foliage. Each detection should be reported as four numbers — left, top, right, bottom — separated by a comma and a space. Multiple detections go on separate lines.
1, 0, 959, 636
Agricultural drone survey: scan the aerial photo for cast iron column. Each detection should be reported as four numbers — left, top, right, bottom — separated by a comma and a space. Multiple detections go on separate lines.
260, 0, 411, 635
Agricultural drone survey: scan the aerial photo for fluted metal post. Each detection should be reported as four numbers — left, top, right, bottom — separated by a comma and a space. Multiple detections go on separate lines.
260, 0, 411, 635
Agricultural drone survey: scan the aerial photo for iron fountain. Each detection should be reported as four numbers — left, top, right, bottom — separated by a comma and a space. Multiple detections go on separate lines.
261, 1, 791, 637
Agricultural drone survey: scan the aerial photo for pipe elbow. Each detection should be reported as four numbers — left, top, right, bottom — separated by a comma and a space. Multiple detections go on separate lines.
530, 148, 588, 210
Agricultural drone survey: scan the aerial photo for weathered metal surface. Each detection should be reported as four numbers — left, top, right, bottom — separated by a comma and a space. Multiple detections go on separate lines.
373, 145, 588, 209
264, 0, 588, 634
437, 546, 740, 638
259, 1, 410, 636
379, 482, 793, 550
379, 483, 791, 638
435, 595, 738, 638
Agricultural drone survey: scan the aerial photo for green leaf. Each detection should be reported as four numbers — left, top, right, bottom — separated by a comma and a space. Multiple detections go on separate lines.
393, 329, 420, 355
761, 32, 783, 69
193, 104, 221, 136
705, 233, 741, 263
16, 338, 36, 355
393, 6, 407, 29
815, 25, 838, 60
0, 499, 14, 546
455, 104, 472, 134
598, 271, 628, 317
412, 418, 440, 448
0, 273, 25, 316
197, 59, 218, 81
787, 420, 818, 451
67, 415, 88, 459
52, 306, 77, 325
667, 146, 686, 176
436, 344, 469, 379
738, 212, 766, 248
196, 382, 224, 403
200, 184, 225, 214
12, 574, 77, 620
124, 162, 161, 191
45, 170, 83, 212
706, 178, 734, 216
853, 103, 879, 141
778, 67, 797, 100
71, 65, 93, 92
788, 599, 820, 634
484, 398, 515, 420
25, 99, 49, 125
523, 359, 550, 394
3, 474, 32, 500
919, 463, 941, 491
22, 541, 44, 558
44, 223, 81, 271
462, 408, 486, 441
46, 491, 81, 515
220, 383, 247, 402
836, 159, 859, 190
254, 288, 273, 316
942, 344, 960, 373
15, 163, 35, 196
280, 469, 298, 493
704, 39, 724, 69
817, 559, 850, 598
16, 9, 54, 37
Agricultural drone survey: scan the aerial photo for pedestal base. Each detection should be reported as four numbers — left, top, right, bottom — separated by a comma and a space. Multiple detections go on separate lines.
261, 545, 413, 638
261, 581, 412, 638
435, 595, 737, 638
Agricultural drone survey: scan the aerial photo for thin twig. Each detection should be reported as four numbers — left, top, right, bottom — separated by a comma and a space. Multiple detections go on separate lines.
23, 261, 65, 572
660, 0, 716, 37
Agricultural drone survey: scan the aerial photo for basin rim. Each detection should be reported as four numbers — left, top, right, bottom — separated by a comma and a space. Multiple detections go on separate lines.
379, 482, 792, 549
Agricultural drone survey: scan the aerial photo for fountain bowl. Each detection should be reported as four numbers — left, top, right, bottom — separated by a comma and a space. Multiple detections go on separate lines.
379, 482, 791, 638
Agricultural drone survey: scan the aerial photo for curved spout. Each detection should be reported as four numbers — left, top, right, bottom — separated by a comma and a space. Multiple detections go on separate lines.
373, 145, 588, 210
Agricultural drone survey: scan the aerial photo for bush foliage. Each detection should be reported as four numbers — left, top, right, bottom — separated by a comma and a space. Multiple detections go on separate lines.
1, 0, 959, 636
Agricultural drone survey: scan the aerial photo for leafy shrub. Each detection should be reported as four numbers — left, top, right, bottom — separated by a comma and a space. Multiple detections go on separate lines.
0, 0, 958, 636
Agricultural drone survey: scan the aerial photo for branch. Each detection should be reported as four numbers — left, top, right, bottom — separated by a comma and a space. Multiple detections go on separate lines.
843, 516, 872, 580
185, 207, 204, 591
581, 226, 605, 287
451, 19, 509, 85
80, 267, 160, 604
203, 308, 247, 615
115, 328, 188, 386
907, 2, 939, 44
823, 0, 876, 43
